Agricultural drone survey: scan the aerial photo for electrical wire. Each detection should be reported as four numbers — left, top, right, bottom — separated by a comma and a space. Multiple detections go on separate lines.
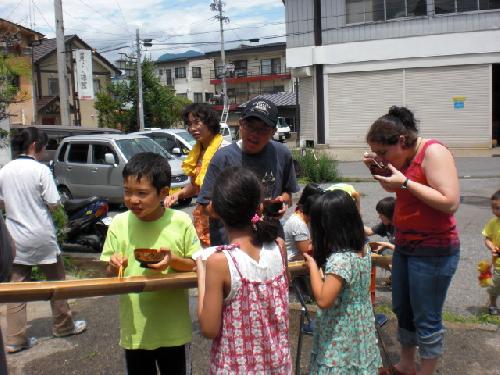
32, 0, 55, 33
4, 0, 24, 21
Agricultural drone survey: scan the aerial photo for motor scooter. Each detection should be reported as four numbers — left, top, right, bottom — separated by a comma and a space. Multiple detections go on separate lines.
62, 196, 111, 252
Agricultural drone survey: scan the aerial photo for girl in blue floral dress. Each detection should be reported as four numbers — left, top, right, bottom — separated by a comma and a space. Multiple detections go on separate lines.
304, 190, 382, 374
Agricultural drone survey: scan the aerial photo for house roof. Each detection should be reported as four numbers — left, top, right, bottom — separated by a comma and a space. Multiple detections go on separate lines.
205, 42, 286, 58
0, 18, 44, 38
36, 96, 58, 111
33, 35, 121, 75
239, 92, 296, 108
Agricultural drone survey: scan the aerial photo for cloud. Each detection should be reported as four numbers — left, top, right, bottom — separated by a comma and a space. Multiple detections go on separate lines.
0, 0, 285, 62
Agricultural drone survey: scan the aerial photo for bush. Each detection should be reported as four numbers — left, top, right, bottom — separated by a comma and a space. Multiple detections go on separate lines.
292, 149, 340, 183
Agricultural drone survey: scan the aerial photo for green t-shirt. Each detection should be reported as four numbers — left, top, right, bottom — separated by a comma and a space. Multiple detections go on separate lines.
100, 209, 200, 350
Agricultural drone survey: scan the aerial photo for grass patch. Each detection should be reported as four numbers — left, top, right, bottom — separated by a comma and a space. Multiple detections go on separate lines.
31, 256, 93, 281
375, 303, 500, 326
293, 149, 340, 183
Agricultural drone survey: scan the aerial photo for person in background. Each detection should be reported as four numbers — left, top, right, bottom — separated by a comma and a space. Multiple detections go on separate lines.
284, 183, 325, 262
365, 196, 396, 285
482, 189, 500, 315
326, 182, 361, 212
197, 97, 299, 246
101, 153, 200, 374
164, 103, 230, 247
196, 166, 291, 373
304, 190, 382, 374
0, 127, 86, 354
0, 215, 15, 371
365, 106, 460, 375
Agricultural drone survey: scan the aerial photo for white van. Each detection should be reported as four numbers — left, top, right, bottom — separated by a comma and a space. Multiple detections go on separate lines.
220, 123, 233, 142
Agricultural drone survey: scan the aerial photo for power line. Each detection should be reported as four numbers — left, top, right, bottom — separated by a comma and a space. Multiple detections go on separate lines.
4, 0, 24, 21
74, 0, 131, 36
32, 0, 55, 33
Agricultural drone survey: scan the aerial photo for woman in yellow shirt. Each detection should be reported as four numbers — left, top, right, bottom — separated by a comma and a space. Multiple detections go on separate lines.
164, 104, 230, 247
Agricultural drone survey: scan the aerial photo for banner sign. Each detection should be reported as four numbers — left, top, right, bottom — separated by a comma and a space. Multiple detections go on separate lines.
74, 49, 94, 100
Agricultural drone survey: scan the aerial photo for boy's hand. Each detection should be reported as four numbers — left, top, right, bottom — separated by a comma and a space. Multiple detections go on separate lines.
164, 193, 179, 208
110, 253, 128, 270
147, 248, 171, 272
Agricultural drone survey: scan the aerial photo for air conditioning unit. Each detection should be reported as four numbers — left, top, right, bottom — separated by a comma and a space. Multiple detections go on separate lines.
291, 67, 312, 78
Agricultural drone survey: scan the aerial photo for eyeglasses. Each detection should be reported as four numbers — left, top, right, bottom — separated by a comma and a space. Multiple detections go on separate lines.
185, 119, 203, 129
241, 123, 272, 135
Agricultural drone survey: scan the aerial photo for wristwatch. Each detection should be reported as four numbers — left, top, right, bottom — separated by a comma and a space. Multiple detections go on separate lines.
400, 178, 410, 190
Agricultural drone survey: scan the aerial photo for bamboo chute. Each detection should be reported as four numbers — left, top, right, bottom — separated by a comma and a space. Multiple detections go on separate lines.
0, 261, 308, 303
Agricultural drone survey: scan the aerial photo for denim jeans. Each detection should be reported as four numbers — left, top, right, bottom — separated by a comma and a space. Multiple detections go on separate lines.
392, 250, 459, 359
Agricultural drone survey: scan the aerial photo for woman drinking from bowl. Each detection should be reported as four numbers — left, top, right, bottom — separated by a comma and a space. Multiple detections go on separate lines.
365, 106, 460, 375
164, 103, 230, 247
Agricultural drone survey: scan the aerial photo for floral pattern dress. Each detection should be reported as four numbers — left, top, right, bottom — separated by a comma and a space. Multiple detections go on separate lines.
309, 249, 382, 374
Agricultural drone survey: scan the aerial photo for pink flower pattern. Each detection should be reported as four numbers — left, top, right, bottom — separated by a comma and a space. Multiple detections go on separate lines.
210, 245, 291, 374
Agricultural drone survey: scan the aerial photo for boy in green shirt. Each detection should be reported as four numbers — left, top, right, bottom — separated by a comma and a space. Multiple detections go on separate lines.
100, 152, 200, 374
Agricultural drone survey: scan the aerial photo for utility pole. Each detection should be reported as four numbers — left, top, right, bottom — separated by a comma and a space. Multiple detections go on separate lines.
136, 28, 144, 131
54, 0, 70, 125
210, 1, 229, 124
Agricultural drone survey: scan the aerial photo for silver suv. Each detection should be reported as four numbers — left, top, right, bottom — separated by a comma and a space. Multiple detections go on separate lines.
53, 134, 190, 204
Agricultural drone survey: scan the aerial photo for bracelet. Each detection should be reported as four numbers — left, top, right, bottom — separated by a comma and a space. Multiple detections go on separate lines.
400, 178, 410, 190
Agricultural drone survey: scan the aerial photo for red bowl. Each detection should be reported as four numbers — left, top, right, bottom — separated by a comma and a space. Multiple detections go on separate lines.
134, 248, 169, 265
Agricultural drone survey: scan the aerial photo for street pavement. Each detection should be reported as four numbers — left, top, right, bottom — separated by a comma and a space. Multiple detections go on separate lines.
1, 156, 499, 374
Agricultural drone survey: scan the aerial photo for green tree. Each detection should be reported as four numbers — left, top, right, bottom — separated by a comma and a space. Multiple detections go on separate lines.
95, 58, 191, 131
0, 54, 22, 121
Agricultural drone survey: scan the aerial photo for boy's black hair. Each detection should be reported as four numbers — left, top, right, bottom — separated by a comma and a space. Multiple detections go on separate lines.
212, 166, 279, 246
375, 196, 396, 221
297, 183, 325, 209
309, 190, 365, 268
122, 152, 171, 193
11, 126, 48, 156
492, 189, 500, 201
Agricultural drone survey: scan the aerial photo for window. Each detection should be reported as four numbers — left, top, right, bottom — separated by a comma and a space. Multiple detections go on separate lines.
57, 143, 68, 161
148, 133, 177, 153
193, 92, 203, 103
273, 85, 285, 93
92, 144, 116, 164
158, 69, 163, 75
234, 60, 247, 77
261, 59, 272, 75
271, 58, 281, 74
177, 93, 188, 97
48, 78, 59, 96
93, 79, 101, 95
192, 67, 202, 78
67, 143, 89, 163
205, 92, 214, 102
346, 0, 426, 23
175, 67, 186, 78
435, 0, 499, 13
166, 69, 172, 85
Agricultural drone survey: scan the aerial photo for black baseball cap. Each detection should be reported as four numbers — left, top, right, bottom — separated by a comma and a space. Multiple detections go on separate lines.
241, 98, 278, 128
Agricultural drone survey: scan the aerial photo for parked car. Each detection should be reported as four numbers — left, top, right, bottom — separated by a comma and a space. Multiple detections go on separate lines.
53, 134, 190, 205
273, 117, 291, 142
134, 128, 195, 158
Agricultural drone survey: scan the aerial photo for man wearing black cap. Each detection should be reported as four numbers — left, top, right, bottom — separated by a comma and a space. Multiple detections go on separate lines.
197, 97, 300, 245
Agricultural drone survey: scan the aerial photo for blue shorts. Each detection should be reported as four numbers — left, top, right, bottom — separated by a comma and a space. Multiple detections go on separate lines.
391, 250, 459, 359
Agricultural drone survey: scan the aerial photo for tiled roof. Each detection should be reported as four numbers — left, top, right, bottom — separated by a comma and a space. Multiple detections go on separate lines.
33, 35, 120, 75
239, 92, 296, 108
0, 18, 44, 38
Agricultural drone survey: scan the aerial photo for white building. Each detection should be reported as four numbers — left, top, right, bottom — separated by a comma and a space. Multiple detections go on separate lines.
155, 51, 215, 104
284, 0, 500, 158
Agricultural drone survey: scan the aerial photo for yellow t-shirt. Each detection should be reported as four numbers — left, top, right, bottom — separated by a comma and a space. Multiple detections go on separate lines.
326, 183, 357, 196
101, 209, 200, 350
482, 216, 500, 247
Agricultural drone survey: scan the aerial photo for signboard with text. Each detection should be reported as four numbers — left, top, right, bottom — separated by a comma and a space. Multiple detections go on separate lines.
74, 49, 94, 100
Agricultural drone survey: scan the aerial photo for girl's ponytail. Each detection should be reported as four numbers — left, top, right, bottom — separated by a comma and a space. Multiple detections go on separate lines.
11, 127, 48, 156
253, 215, 280, 245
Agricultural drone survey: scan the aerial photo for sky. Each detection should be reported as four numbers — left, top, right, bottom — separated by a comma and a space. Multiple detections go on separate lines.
1, 0, 286, 62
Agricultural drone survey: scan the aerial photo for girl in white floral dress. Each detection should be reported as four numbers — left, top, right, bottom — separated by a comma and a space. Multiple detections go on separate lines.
304, 190, 382, 374
196, 166, 291, 374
